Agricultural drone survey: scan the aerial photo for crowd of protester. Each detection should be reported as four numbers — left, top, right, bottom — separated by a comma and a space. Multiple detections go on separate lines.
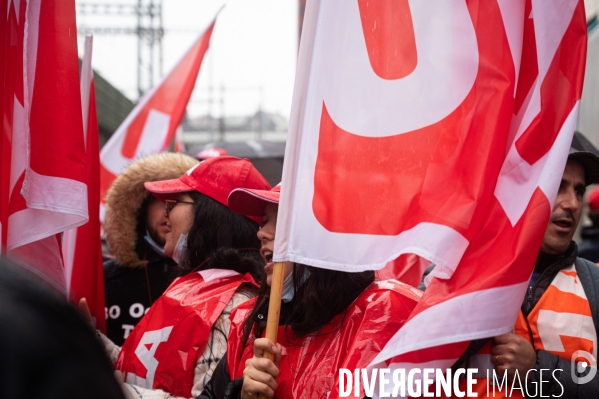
3, 135, 599, 399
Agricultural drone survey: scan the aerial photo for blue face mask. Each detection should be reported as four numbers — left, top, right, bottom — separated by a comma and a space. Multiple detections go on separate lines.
281, 266, 311, 303
144, 231, 166, 257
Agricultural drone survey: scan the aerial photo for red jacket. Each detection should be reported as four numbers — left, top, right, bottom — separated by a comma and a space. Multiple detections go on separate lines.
201, 279, 421, 399
116, 269, 257, 397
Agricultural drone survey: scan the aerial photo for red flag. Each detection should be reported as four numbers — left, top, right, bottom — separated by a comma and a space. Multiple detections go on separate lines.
174, 125, 185, 153
274, 0, 587, 391
62, 35, 106, 332
1, 0, 88, 293
99, 9, 220, 221
376, 254, 430, 288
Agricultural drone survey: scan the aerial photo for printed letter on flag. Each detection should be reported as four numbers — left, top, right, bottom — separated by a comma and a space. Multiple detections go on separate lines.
1, 0, 88, 293
99, 9, 220, 221
275, 0, 587, 394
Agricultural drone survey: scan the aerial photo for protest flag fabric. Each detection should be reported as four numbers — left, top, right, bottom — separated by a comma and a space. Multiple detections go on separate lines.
1, 0, 88, 293
99, 10, 220, 221
62, 35, 106, 332
174, 125, 185, 153
274, 0, 587, 394
376, 254, 430, 289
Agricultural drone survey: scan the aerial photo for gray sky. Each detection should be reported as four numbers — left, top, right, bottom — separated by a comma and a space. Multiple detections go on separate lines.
76, 0, 298, 119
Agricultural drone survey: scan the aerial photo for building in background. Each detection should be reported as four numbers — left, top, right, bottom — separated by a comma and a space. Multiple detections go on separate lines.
94, 70, 135, 146
82, 59, 289, 150
182, 111, 288, 146
586, 0, 599, 23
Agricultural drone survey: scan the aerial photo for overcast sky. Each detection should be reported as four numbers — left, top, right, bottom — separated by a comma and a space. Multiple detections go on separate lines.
76, 0, 298, 119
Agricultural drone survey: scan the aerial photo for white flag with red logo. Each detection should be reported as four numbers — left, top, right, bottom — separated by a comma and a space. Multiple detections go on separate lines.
1, 0, 88, 293
62, 35, 106, 332
275, 0, 587, 390
99, 10, 220, 221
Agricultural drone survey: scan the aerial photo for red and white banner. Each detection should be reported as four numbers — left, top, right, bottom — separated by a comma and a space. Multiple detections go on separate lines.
1, 0, 88, 293
99, 10, 220, 221
275, 0, 587, 392
62, 35, 106, 332
376, 254, 430, 288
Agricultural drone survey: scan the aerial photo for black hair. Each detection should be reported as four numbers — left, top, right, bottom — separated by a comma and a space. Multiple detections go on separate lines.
175, 191, 264, 283
241, 264, 374, 350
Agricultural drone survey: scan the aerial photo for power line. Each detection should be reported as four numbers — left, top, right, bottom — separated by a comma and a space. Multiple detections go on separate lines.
76, 0, 163, 99
77, 26, 200, 34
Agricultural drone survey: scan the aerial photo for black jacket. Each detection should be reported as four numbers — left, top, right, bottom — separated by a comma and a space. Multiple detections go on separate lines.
197, 356, 243, 399
578, 226, 599, 263
102, 152, 198, 345
198, 300, 291, 399
103, 243, 176, 345
524, 248, 599, 397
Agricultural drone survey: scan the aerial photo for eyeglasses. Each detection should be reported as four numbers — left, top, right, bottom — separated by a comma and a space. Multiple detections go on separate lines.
164, 199, 194, 217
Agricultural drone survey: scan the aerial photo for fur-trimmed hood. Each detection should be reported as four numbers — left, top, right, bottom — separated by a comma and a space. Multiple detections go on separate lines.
104, 153, 198, 268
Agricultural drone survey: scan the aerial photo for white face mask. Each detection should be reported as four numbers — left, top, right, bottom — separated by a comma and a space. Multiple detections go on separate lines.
281, 267, 310, 303
172, 233, 188, 266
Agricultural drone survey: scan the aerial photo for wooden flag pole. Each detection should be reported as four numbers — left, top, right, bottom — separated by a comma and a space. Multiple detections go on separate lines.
258, 261, 286, 399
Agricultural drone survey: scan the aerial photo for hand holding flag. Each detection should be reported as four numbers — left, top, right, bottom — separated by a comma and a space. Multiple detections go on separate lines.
273, 1, 588, 396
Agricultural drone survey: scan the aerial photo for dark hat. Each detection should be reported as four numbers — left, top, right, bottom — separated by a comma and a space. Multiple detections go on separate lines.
569, 132, 599, 186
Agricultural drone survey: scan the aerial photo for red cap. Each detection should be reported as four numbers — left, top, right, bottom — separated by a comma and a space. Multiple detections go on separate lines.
589, 186, 599, 211
228, 184, 280, 218
144, 156, 271, 224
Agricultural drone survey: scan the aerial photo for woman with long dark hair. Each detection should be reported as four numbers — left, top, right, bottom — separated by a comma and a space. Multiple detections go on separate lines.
95, 156, 271, 399
199, 185, 421, 399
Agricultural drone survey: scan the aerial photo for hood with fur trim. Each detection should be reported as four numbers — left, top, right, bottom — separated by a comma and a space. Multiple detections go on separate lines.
104, 153, 199, 268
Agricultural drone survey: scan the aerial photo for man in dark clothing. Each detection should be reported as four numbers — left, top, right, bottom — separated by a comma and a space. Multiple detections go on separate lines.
103, 152, 198, 345
578, 186, 599, 263
0, 257, 125, 399
459, 148, 599, 397
418, 147, 599, 397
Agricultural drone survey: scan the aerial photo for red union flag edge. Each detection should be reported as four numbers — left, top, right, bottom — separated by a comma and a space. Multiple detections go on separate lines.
62, 35, 106, 332
274, 0, 587, 395
1, 0, 88, 292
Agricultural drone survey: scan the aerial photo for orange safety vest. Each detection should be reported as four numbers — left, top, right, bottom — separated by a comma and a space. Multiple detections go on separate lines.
515, 263, 597, 359
450, 263, 596, 398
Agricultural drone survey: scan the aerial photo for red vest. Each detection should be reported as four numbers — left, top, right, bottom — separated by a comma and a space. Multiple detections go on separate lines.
226, 280, 421, 399
116, 269, 257, 397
